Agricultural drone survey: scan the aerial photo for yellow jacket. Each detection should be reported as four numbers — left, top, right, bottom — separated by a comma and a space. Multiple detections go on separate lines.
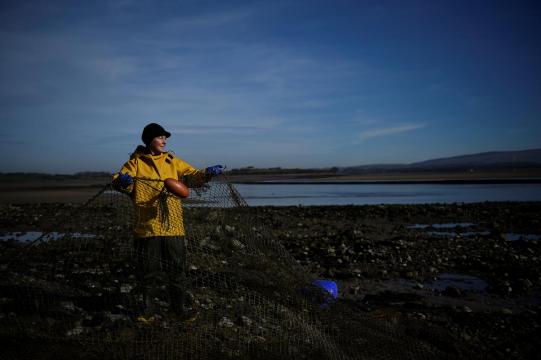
113, 147, 206, 238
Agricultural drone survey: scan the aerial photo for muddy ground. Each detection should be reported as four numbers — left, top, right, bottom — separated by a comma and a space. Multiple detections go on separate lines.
257, 203, 541, 358
1, 201, 540, 359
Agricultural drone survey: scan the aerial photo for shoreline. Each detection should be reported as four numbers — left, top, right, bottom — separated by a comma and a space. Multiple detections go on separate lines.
232, 178, 541, 185
2, 175, 541, 204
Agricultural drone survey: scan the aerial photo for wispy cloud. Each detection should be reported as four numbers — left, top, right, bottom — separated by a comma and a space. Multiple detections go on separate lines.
161, 8, 254, 32
169, 122, 282, 135
353, 118, 382, 125
358, 123, 426, 141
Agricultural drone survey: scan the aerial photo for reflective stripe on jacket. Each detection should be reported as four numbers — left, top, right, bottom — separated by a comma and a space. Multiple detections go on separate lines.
113, 148, 205, 238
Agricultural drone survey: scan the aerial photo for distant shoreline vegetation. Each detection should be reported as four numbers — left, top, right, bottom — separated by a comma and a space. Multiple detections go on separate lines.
2, 148, 540, 179
2, 166, 541, 180
0, 172, 111, 180
229, 165, 541, 176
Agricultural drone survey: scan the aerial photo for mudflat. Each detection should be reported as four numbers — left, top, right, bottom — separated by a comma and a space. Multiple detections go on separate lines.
1, 201, 540, 358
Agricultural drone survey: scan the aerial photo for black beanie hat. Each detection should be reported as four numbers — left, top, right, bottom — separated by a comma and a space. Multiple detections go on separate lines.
142, 123, 171, 146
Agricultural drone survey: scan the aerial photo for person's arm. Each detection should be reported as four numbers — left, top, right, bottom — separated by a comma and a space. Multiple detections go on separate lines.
175, 158, 207, 188
112, 158, 137, 192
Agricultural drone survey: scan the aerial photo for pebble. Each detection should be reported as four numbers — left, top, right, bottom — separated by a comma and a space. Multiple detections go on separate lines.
66, 323, 84, 337
239, 315, 253, 327
120, 284, 133, 293
219, 317, 234, 328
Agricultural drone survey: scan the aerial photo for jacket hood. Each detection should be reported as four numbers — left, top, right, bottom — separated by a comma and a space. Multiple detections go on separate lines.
130, 145, 171, 160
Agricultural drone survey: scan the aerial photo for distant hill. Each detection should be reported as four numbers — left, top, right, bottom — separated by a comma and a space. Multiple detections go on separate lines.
341, 148, 541, 174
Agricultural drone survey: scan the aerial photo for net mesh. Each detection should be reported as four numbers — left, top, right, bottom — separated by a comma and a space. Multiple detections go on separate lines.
1, 175, 455, 359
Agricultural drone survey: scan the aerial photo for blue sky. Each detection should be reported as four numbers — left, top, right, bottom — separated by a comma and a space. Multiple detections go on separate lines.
1, 0, 540, 173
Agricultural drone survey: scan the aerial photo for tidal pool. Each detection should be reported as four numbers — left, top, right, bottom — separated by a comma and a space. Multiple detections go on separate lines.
504, 233, 541, 241
0, 231, 97, 243
429, 273, 488, 292
407, 223, 476, 229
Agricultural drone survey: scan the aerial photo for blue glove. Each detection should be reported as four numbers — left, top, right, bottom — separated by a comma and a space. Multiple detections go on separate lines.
118, 172, 133, 188
205, 165, 223, 176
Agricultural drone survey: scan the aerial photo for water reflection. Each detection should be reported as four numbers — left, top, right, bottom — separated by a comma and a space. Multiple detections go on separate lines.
235, 183, 541, 206
408, 223, 476, 229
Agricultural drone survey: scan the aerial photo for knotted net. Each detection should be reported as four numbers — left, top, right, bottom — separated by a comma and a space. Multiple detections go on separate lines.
0, 175, 454, 359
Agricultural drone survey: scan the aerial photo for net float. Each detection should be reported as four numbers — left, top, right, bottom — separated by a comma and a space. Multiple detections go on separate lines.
164, 178, 189, 198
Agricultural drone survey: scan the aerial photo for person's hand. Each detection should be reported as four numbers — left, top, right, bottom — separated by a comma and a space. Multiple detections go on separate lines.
205, 165, 223, 176
119, 172, 133, 188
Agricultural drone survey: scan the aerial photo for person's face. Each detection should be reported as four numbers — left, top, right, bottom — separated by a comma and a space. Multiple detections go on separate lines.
149, 135, 167, 154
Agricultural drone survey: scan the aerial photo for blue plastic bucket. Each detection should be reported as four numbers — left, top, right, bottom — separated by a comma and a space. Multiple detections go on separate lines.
313, 280, 338, 299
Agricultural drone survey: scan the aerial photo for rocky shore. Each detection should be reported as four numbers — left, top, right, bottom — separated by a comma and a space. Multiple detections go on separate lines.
1, 201, 540, 359
254, 202, 541, 359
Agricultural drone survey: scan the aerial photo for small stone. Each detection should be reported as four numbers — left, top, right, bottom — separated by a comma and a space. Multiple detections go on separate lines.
231, 239, 245, 249
348, 286, 361, 295
60, 301, 76, 311
254, 336, 266, 344
405, 271, 417, 279
120, 284, 133, 294
239, 315, 253, 326
66, 323, 84, 337
219, 316, 234, 328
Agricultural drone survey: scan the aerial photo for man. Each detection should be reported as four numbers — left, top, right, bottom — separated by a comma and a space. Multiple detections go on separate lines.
113, 123, 222, 320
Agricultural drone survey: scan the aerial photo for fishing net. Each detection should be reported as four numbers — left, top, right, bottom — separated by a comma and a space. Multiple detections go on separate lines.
0, 175, 455, 359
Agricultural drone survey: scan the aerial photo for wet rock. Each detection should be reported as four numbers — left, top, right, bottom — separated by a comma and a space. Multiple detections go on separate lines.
219, 316, 234, 328
106, 312, 131, 323
348, 285, 361, 296
404, 271, 418, 279
500, 308, 513, 315
60, 301, 76, 312
231, 239, 245, 249
442, 286, 462, 297
66, 322, 84, 336
412, 312, 427, 320
120, 284, 133, 294
238, 315, 253, 327
516, 278, 533, 292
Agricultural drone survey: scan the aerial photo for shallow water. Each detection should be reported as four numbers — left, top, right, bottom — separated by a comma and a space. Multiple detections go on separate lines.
0, 231, 97, 243
426, 231, 491, 238
504, 233, 541, 241
429, 273, 488, 292
235, 183, 541, 206
407, 223, 476, 229
408, 223, 541, 241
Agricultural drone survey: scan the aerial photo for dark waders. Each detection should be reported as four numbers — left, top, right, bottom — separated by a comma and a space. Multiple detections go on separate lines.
134, 236, 187, 315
